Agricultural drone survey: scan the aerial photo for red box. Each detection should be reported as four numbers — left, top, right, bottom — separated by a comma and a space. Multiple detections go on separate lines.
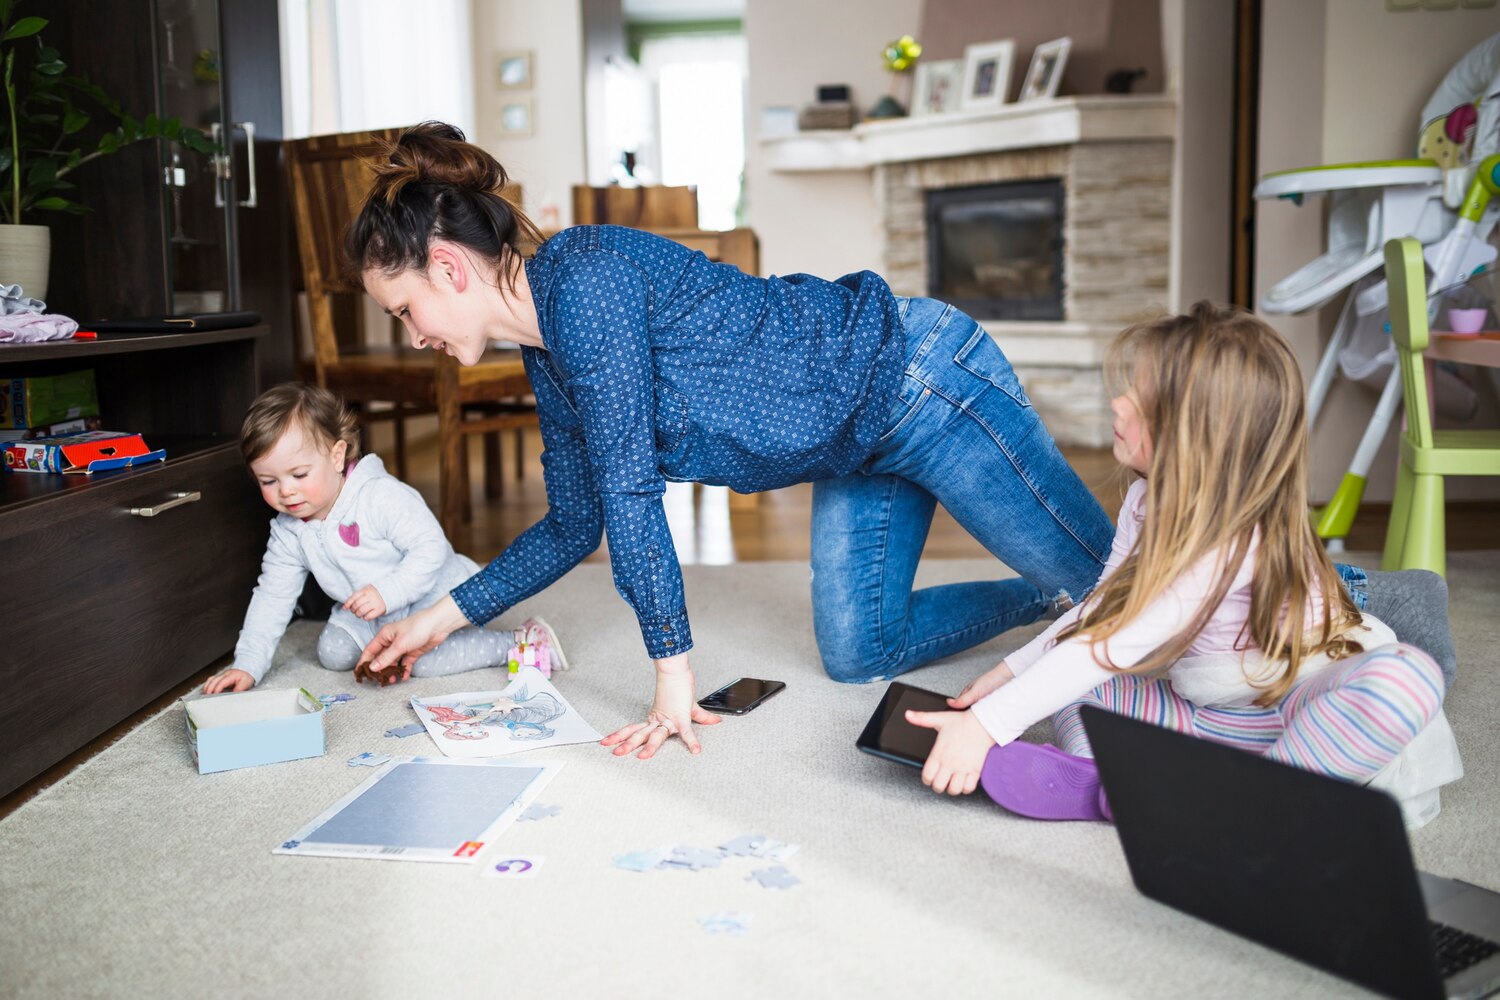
4, 430, 167, 474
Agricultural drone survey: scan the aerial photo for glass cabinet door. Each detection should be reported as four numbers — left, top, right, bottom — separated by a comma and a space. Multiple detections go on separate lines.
155, 0, 236, 314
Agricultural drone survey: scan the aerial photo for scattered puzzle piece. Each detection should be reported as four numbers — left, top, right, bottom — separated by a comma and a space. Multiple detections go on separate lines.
666, 846, 724, 870
518, 803, 562, 822
747, 865, 800, 890
699, 911, 753, 936
347, 752, 391, 767
613, 850, 667, 872
719, 835, 768, 857
384, 723, 426, 738
319, 693, 356, 708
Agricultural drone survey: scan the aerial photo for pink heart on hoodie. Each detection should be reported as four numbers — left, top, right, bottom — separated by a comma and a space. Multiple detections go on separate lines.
338, 522, 360, 547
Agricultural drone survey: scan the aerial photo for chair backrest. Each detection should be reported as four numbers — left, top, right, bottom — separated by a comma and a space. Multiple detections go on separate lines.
572, 184, 699, 229
1385, 237, 1434, 451
651, 227, 760, 277
285, 128, 522, 381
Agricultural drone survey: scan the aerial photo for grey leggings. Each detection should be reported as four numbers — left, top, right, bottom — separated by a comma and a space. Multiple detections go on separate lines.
316, 621, 511, 678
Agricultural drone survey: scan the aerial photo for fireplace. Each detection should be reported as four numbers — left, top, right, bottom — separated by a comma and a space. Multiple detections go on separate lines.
926, 179, 1064, 321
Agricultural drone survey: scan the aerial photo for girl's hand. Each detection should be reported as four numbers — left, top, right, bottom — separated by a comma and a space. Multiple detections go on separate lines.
204, 668, 255, 695
356, 597, 467, 683
344, 585, 388, 622
905, 708, 997, 796
947, 659, 1016, 709
601, 654, 722, 759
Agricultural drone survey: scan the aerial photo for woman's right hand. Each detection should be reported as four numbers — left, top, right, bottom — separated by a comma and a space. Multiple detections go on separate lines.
947, 659, 1016, 709
204, 668, 255, 695
355, 596, 468, 684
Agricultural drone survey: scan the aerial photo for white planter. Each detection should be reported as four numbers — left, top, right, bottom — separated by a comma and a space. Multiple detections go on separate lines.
0, 224, 51, 300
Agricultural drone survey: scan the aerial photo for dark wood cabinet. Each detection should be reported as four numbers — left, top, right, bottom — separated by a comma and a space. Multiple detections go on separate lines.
0, 329, 269, 798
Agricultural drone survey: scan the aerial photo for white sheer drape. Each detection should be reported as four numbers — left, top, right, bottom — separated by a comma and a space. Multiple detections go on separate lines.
279, 0, 476, 140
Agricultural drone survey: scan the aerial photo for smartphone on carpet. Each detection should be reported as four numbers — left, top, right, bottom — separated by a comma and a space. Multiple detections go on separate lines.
697, 677, 786, 715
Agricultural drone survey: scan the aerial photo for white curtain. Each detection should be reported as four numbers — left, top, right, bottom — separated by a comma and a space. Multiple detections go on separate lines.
280, 0, 476, 140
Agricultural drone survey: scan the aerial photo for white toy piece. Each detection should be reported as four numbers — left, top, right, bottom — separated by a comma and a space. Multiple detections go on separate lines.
505, 616, 570, 678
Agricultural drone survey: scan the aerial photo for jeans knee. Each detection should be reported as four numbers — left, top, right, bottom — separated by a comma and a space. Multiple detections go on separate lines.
816, 637, 893, 684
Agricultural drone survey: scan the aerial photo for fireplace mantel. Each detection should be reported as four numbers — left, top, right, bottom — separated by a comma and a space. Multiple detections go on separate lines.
762, 96, 1175, 173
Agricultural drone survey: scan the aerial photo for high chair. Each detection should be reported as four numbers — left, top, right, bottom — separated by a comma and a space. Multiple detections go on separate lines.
1254, 32, 1500, 551
1382, 233, 1500, 577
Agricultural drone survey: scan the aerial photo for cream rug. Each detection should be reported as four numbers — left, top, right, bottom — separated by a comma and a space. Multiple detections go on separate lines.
1, 554, 1495, 999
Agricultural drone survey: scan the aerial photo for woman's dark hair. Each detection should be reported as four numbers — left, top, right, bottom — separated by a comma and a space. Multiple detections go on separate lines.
343, 121, 545, 290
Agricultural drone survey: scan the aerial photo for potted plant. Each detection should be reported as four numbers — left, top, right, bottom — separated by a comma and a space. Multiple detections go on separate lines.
0, 3, 214, 299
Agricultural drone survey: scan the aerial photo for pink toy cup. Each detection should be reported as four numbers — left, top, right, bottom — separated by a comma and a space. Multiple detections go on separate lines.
1446, 308, 1487, 335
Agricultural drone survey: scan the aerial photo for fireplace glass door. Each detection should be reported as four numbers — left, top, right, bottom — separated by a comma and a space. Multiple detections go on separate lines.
926, 180, 1064, 321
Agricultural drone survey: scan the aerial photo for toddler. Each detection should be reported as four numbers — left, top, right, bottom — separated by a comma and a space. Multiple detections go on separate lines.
204, 382, 563, 694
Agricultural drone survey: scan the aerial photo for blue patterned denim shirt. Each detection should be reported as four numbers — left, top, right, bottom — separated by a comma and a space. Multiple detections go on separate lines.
450, 225, 902, 658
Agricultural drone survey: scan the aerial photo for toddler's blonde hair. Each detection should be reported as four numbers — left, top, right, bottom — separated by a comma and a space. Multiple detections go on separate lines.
1057, 302, 1364, 705
240, 382, 361, 468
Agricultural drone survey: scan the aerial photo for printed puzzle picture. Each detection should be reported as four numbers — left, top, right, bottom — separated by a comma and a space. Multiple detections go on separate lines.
409, 666, 602, 758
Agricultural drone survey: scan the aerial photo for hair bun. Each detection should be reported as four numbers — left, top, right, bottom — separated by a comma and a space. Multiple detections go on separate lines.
369, 121, 510, 205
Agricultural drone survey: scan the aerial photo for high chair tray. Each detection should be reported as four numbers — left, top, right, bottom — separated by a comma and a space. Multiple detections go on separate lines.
1255, 160, 1441, 200
1260, 243, 1383, 315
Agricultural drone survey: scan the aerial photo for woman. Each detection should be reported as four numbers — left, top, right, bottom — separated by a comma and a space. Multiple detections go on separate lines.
348, 123, 1453, 761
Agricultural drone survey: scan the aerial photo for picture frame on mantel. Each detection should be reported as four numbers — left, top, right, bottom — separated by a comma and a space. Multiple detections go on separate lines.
1019, 37, 1071, 102
912, 58, 963, 115
960, 39, 1016, 110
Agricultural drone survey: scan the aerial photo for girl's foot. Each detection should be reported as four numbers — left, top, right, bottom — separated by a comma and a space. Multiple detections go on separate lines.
519, 616, 569, 674
979, 741, 1110, 821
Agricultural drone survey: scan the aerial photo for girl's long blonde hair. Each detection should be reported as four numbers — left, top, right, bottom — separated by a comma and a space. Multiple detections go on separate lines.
1056, 302, 1364, 705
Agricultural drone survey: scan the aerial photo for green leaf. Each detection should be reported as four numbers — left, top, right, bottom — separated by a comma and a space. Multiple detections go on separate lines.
0, 150, 12, 173
0, 2, 14, 28
120, 113, 137, 137
32, 196, 71, 210
2, 15, 46, 40
26, 159, 55, 185
97, 131, 119, 154
143, 112, 160, 133
61, 107, 87, 133
35, 59, 64, 75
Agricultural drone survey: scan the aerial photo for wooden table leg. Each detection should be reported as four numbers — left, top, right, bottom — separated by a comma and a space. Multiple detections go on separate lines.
435, 352, 466, 544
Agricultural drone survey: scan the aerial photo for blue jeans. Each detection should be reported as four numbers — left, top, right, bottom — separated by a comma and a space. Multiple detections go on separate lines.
810, 297, 1116, 683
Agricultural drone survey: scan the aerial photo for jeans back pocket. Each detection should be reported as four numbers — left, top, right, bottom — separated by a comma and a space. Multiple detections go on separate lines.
954, 327, 1032, 408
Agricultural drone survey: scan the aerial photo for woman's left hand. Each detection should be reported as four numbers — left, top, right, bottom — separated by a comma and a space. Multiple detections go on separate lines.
905, 708, 997, 796
601, 654, 722, 759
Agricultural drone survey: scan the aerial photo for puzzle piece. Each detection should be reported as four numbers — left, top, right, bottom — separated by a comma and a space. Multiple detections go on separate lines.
665, 846, 724, 870
613, 850, 667, 872
384, 723, 426, 738
747, 865, 800, 890
347, 752, 391, 767
699, 911, 753, 936
319, 693, 356, 708
719, 835, 769, 857
518, 803, 562, 822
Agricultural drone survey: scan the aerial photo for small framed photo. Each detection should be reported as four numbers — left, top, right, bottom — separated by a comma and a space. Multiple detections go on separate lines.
960, 39, 1016, 110
497, 50, 533, 90
911, 58, 963, 115
499, 97, 533, 137
1019, 37, 1072, 102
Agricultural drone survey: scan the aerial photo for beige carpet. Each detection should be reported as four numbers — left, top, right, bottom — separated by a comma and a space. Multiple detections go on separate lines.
1, 553, 1496, 1000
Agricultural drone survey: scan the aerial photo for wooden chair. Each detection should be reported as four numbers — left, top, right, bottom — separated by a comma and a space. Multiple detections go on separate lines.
1381, 237, 1500, 576
572, 184, 700, 229
284, 128, 538, 545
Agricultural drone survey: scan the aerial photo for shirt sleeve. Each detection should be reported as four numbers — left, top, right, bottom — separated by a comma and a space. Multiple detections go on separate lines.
365, 479, 452, 612
450, 349, 606, 626
232, 520, 309, 684
540, 249, 692, 659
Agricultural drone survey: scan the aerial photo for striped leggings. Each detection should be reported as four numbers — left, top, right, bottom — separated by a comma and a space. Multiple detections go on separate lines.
1052, 644, 1444, 783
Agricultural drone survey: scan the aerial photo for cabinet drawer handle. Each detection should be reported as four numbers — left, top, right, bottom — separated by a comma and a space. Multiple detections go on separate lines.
130, 491, 202, 517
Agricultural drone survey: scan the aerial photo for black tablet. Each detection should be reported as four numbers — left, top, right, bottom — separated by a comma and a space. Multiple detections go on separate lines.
855, 681, 954, 767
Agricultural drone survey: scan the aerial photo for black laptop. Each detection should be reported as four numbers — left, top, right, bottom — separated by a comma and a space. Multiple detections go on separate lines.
1079, 704, 1500, 1000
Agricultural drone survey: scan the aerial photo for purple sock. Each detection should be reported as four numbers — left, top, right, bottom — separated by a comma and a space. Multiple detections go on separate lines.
980, 741, 1110, 822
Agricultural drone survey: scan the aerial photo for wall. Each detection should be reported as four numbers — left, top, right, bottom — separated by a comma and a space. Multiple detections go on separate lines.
1257, 0, 1500, 502
471, 0, 588, 226
742, 0, 921, 280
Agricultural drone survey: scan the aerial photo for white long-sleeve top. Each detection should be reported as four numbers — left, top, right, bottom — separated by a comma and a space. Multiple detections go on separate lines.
970, 479, 1395, 746
230, 454, 474, 683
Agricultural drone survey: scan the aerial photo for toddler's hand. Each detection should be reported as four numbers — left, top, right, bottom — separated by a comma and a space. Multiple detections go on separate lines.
204, 668, 255, 695
905, 708, 996, 796
344, 585, 387, 621
948, 659, 1015, 709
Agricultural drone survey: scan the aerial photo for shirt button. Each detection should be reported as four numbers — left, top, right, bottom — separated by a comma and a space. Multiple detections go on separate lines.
664, 639, 674, 648
661, 625, 672, 632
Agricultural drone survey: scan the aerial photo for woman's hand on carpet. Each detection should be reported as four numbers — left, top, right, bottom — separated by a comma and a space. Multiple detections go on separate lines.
906, 708, 996, 796
356, 597, 466, 683
601, 654, 721, 759
204, 668, 255, 695
948, 659, 1015, 709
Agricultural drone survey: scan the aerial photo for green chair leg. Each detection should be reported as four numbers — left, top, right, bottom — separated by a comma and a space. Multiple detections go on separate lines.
1382, 461, 1416, 571
1401, 473, 1446, 577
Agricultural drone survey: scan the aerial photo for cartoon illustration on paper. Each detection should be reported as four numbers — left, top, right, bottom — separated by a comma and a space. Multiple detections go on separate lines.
422, 686, 566, 743
408, 666, 603, 758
